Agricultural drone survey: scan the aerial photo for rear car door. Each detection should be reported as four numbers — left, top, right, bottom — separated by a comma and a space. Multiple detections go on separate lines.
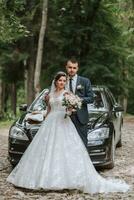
105, 89, 122, 144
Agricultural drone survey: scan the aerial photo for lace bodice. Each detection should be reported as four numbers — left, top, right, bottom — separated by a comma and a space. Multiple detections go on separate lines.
49, 91, 65, 112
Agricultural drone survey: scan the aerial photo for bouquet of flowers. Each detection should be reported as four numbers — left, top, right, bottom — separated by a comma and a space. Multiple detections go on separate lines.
62, 92, 82, 118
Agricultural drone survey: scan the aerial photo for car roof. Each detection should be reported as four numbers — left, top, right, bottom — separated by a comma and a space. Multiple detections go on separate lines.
92, 85, 108, 92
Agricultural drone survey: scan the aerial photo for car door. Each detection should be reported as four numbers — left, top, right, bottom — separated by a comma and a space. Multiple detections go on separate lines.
105, 89, 122, 145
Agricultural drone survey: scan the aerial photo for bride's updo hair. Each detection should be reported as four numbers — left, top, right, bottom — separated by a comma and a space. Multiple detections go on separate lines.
54, 71, 67, 86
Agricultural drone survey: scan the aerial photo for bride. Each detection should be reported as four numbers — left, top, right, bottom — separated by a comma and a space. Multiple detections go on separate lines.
7, 71, 130, 194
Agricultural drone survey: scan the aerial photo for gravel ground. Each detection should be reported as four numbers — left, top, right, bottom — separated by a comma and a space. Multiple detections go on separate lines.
0, 116, 134, 200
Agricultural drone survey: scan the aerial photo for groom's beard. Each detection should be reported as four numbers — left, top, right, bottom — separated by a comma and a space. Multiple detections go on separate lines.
67, 74, 76, 79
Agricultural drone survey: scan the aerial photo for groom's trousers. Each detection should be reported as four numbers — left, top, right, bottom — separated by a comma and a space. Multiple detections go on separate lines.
70, 114, 88, 149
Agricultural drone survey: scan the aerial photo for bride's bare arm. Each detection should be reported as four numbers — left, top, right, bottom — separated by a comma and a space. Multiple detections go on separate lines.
44, 94, 51, 118
45, 103, 51, 118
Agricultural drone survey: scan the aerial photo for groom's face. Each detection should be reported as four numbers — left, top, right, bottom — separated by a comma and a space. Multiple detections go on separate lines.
66, 61, 79, 77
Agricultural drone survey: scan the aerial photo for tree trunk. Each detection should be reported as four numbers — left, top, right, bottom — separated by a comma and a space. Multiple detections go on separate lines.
34, 0, 48, 97
123, 97, 127, 113
0, 79, 3, 118
132, 0, 134, 9
26, 57, 35, 105
81, 0, 102, 58
3, 84, 8, 113
25, 36, 36, 105
11, 83, 17, 116
118, 95, 127, 114
0, 81, 7, 118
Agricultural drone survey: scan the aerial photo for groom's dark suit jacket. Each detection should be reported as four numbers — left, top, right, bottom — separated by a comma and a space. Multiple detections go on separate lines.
74, 75, 94, 125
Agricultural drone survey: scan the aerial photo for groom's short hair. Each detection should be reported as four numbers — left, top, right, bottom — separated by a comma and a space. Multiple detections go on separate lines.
67, 57, 79, 66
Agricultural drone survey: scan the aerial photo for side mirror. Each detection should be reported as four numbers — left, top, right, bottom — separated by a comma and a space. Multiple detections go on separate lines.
113, 104, 124, 112
19, 104, 28, 111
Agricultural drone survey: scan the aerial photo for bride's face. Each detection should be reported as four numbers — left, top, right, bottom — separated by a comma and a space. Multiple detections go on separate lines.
56, 76, 66, 90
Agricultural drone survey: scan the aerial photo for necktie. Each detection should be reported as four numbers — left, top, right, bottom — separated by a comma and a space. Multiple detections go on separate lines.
69, 78, 73, 93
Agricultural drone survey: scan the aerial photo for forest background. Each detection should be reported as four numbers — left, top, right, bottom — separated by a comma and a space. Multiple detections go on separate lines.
0, 0, 134, 121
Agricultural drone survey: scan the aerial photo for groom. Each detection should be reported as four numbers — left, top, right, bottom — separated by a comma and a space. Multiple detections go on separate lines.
65, 57, 94, 148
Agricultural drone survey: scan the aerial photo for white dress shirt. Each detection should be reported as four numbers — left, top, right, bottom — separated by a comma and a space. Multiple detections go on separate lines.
66, 74, 77, 93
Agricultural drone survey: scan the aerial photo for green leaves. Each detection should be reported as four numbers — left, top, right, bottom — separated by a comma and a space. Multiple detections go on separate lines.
0, 0, 134, 113
0, 0, 29, 43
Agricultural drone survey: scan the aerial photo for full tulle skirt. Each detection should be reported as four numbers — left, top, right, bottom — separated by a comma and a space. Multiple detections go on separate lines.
7, 111, 130, 193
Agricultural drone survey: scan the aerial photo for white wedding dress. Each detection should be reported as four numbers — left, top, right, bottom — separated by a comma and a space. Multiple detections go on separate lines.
7, 91, 130, 194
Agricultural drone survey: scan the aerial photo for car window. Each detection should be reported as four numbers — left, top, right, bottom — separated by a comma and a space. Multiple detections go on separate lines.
104, 89, 116, 110
28, 89, 49, 111
107, 89, 116, 105
88, 90, 106, 111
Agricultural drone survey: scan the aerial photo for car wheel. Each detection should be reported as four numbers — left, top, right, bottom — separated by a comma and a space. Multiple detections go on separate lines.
106, 134, 115, 169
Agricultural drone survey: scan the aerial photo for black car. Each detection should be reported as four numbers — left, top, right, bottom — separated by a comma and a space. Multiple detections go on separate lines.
87, 86, 123, 168
8, 86, 123, 169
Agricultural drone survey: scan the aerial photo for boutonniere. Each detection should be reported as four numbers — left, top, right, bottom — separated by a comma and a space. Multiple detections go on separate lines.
77, 84, 84, 90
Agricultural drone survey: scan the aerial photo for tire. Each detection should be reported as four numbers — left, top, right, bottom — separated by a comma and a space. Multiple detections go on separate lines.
106, 134, 115, 169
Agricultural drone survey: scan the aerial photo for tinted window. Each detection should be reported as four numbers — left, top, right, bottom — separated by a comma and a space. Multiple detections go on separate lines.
104, 89, 116, 109
88, 90, 107, 111
107, 89, 116, 105
28, 89, 49, 111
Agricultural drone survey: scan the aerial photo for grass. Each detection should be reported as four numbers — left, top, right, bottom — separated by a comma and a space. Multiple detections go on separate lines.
0, 119, 14, 128
0, 111, 20, 128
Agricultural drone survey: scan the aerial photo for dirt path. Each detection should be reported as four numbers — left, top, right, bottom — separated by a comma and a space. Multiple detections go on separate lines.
0, 116, 134, 200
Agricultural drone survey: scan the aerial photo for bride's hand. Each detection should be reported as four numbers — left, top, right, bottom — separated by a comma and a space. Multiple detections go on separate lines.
67, 107, 76, 115
44, 94, 50, 104
63, 92, 70, 96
